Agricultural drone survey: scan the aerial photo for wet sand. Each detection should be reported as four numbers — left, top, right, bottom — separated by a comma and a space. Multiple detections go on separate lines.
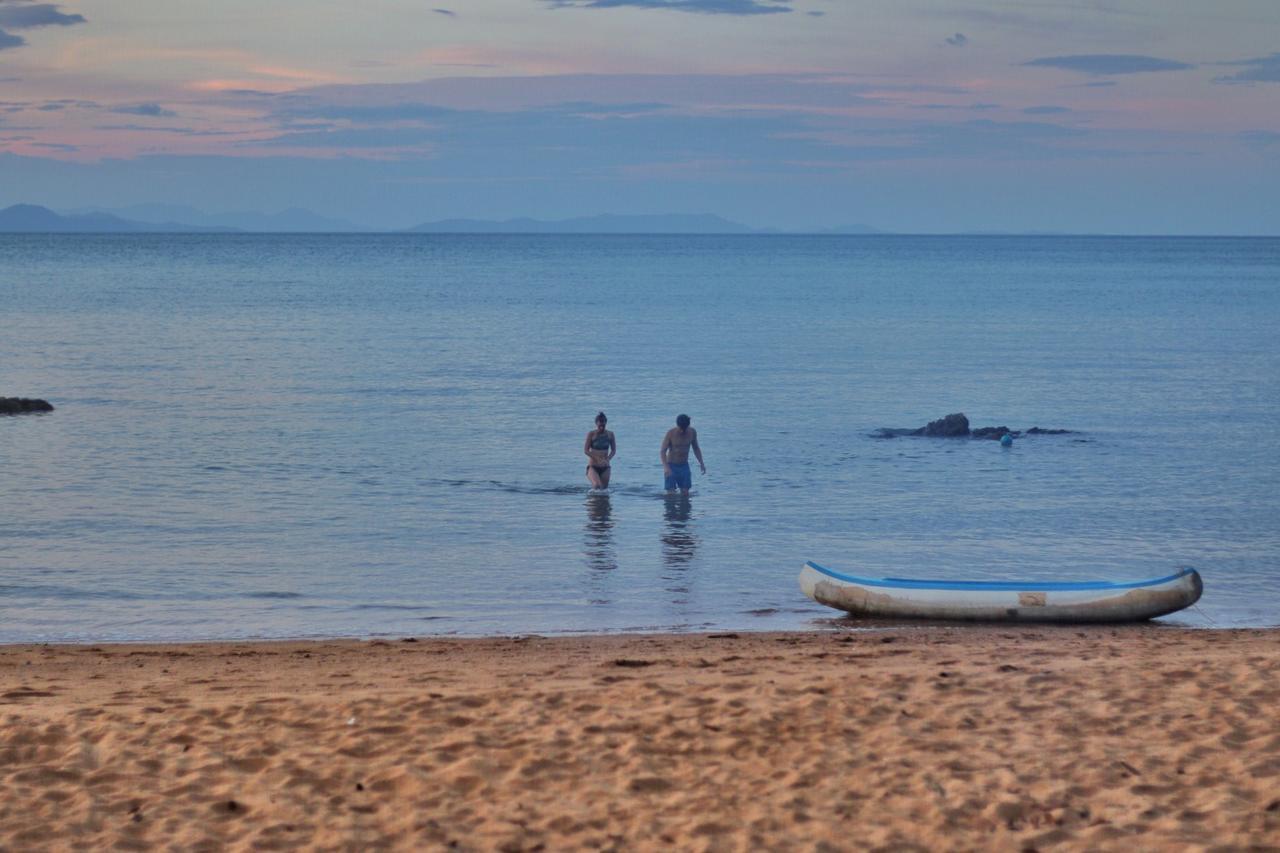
2, 627, 1278, 850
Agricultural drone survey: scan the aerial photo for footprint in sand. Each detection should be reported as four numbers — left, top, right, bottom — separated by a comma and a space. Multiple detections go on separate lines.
2, 688, 57, 700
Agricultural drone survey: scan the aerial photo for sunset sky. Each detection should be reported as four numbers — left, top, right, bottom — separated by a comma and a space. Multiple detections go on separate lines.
1, 0, 1278, 231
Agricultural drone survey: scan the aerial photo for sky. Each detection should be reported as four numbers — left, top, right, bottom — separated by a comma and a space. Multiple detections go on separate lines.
0, 0, 1277, 232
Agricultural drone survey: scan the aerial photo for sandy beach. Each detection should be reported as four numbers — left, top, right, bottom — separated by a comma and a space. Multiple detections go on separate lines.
2, 627, 1278, 851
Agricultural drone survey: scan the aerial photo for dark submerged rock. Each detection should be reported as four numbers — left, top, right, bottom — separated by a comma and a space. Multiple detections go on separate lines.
870, 427, 917, 439
0, 397, 54, 415
871, 413, 1074, 439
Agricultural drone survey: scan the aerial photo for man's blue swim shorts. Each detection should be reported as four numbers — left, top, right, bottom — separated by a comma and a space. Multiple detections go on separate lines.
664, 462, 692, 491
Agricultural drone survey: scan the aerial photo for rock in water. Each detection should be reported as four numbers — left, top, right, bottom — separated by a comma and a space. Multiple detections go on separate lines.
871, 413, 1075, 440
0, 397, 54, 415
913, 413, 970, 437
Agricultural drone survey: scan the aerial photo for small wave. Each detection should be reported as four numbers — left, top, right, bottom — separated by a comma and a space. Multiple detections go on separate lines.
490, 481, 585, 496
344, 386, 471, 398
423, 477, 671, 500
614, 622, 717, 634
419, 477, 575, 496
0, 583, 144, 601
242, 591, 304, 599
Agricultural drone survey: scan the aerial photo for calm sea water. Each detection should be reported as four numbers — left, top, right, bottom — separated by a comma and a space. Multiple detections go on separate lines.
2, 234, 1278, 642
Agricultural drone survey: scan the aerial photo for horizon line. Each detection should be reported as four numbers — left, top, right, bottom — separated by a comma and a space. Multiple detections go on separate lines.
2, 230, 1277, 238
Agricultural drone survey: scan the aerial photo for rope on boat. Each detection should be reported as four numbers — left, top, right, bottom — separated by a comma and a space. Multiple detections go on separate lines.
1191, 603, 1217, 626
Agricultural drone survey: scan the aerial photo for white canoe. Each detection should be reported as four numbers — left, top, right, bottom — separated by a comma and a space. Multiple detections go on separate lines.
799, 561, 1203, 623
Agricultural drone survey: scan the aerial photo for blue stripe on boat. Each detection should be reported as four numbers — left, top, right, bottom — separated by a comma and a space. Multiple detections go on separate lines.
804, 561, 1194, 592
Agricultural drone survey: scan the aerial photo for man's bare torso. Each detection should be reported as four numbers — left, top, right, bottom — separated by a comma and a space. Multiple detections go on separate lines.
663, 427, 696, 464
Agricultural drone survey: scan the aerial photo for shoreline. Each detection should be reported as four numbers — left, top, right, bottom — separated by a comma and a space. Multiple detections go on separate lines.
2, 622, 1275, 657
0, 613, 1255, 648
3, 627, 1278, 849
3, 620, 1272, 647
1, 595, 1257, 650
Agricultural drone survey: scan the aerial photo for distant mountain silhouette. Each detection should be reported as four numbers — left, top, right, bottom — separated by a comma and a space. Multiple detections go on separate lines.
3, 203, 882, 235
407, 213, 768, 234
72, 204, 372, 233
0, 204, 234, 233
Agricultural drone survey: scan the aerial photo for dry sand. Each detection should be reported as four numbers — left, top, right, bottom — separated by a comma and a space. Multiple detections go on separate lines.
2, 627, 1278, 851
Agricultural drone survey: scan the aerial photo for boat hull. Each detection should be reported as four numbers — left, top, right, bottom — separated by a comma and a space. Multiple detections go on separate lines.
799, 562, 1203, 623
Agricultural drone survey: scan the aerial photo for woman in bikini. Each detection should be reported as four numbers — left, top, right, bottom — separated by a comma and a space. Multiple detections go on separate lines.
584, 411, 616, 489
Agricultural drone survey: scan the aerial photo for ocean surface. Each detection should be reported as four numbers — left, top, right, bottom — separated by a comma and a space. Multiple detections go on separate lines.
2, 234, 1278, 642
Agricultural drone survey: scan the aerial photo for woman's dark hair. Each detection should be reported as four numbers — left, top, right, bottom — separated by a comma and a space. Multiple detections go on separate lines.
596, 411, 607, 424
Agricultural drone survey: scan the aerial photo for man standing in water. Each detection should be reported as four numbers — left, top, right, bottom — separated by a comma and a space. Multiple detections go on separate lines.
660, 414, 706, 495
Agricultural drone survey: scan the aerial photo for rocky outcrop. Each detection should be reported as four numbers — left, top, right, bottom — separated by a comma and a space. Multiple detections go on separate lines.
0, 397, 54, 415
918, 413, 970, 437
872, 413, 1074, 440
